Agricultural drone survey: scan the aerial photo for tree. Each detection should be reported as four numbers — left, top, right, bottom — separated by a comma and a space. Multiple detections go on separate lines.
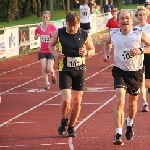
36, 0, 41, 17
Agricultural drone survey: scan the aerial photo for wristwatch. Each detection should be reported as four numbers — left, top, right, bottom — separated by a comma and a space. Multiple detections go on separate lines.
139, 47, 144, 54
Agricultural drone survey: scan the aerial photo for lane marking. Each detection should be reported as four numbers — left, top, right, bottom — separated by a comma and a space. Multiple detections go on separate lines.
0, 64, 113, 128
0, 93, 60, 127
0, 61, 39, 76
68, 95, 116, 150
0, 51, 103, 96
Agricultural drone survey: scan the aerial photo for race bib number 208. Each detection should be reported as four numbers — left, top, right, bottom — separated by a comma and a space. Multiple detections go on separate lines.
119, 48, 133, 61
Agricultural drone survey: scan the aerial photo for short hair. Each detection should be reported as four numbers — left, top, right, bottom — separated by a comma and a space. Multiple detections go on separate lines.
42, 11, 51, 17
111, 8, 118, 14
66, 12, 80, 23
118, 10, 133, 19
135, 6, 149, 17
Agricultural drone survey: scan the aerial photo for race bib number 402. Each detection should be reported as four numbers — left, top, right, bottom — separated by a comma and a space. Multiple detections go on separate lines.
40, 35, 50, 42
119, 48, 133, 61
67, 57, 83, 67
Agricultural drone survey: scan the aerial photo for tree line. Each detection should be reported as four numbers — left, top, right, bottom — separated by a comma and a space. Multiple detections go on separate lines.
0, 0, 123, 22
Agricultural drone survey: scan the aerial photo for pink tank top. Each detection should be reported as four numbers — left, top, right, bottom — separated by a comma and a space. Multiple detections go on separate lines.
35, 23, 57, 53
147, 16, 150, 24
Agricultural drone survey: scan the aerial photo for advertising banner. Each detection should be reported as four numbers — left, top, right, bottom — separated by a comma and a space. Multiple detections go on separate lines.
29, 27, 40, 49
0, 34, 6, 58
19, 29, 30, 54
4, 27, 19, 58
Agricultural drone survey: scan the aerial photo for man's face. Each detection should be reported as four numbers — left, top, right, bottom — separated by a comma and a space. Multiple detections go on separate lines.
66, 22, 80, 34
119, 11, 133, 30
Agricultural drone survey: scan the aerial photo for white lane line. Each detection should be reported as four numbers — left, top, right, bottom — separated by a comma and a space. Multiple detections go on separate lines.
0, 51, 103, 96
0, 61, 39, 76
0, 93, 60, 127
68, 95, 116, 150
0, 63, 113, 128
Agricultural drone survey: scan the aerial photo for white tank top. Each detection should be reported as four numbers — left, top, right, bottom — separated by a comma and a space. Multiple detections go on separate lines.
136, 24, 150, 37
110, 28, 144, 71
80, 5, 90, 23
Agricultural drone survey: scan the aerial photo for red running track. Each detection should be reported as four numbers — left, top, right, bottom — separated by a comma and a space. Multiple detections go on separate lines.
0, 45, 150, 150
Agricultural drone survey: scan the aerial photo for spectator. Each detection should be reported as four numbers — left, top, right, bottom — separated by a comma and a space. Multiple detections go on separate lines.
88, 0, 95, 14
103, 0, 111, 13
109, 0, 115, 11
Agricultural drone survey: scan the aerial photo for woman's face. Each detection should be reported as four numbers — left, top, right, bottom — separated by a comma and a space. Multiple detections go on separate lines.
42, 14, 50, 23
145, 3, 150, 11
137, 10, 147, 24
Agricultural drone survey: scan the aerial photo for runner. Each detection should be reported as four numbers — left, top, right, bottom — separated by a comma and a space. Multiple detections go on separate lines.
34, 11, 57, 90
79, 0, 91, 32
50, 12, 95, 137
103, 10, 150, 145
135, 6, 150, 112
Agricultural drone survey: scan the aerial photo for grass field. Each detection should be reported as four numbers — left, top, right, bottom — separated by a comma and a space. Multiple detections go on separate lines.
0, 4, 143, 29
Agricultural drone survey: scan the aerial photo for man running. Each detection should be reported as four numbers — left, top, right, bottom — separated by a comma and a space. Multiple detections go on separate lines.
50, 12, 95, 137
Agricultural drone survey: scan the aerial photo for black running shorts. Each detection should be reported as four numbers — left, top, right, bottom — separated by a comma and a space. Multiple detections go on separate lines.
112, 66, 143, 96
38, 52, 55, 60
143, 54, 150, 79
80, 22, 91, 31
59, 70, 85, 91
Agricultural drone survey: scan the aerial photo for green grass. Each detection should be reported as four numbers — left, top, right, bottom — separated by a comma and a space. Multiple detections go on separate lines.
120, 3, 144, 9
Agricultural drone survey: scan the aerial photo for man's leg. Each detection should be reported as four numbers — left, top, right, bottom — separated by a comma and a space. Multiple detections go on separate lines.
67, 90, 83, 137
113, 88, 126, 145
58, 89, 71, 135
125, 94, 138, 140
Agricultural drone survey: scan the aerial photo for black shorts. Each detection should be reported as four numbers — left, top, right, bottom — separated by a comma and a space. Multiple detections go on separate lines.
38, 52, 54, 60
112, 66, 143, 96
80, 22, 91, 30
59, 70, 85, 91
143, 54, 150, 79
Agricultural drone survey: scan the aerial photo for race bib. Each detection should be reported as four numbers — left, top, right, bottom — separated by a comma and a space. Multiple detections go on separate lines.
67, 57, 83, 67
80, 9, 88, 19
40, 35, 50, 42
119, 48, 133, 61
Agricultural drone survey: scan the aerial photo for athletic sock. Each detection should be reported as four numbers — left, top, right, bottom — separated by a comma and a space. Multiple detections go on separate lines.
143, 103, 148, 106
116, 128, 122, 135
127, 117, 133, 126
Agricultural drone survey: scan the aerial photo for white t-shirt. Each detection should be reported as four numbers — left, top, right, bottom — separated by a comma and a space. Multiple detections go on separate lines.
110, 28, 144, 71
80, 5, 90, 23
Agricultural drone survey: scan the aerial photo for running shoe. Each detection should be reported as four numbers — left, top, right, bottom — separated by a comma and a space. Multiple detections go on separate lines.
125, 118, 134, 140
113, 133, 124, 145
51, 75, 57, 84
58, 118, 68, 135
44, 83, 50, 90
148, 88, 150, 94
142, 104, 149, 112
67, 126, 77, 137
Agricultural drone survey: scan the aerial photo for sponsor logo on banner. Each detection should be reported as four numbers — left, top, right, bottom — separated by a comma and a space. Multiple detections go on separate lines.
0, 34, 6, 57
19, 29, 30, 53
29, 27, 40, 49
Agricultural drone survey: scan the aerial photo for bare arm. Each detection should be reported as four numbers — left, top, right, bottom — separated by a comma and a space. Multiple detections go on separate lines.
79, 33, 95, 57
49, 29, 65, 59
131, 31, 150, 56
103, 33, 112, 62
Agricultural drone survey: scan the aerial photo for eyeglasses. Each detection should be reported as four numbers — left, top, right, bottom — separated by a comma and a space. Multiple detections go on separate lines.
145, 4, 150, 6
